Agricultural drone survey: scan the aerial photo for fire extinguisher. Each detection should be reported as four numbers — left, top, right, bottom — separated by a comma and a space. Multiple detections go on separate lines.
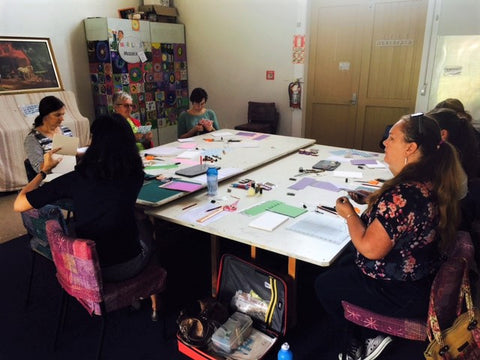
288, 79, 301, 109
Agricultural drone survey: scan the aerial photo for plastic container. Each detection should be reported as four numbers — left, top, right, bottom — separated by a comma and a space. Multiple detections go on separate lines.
206, 166, 218, 196
211, 311, 253, 353
278, 342, 293, 360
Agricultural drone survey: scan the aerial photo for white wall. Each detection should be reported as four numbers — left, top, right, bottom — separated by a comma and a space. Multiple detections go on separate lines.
1, 0, 141, 122
416, 0, 480, 114
174, 0, 306, 136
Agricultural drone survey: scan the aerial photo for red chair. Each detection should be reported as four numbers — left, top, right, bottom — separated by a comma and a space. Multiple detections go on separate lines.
45, 219, 167, 359
342, 231, 475, 341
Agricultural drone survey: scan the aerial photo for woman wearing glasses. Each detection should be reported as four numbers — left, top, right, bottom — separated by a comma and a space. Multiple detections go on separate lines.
177, 88, 220, 139
315, 113, 464, 360
113, 91, 153, 150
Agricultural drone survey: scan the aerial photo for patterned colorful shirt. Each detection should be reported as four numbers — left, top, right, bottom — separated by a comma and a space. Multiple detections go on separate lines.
356, 182, 440, 281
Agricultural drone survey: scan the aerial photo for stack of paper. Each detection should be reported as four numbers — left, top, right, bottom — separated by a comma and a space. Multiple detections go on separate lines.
248, 212, 289, 232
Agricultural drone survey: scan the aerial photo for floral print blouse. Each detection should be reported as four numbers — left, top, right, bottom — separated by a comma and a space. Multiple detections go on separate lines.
356, 181, 440, 281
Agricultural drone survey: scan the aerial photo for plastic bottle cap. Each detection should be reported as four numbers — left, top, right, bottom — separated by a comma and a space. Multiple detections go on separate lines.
281, 342, 290, 351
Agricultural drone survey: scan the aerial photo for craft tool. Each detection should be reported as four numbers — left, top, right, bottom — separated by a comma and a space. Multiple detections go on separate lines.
182, 203, 197, 211
231, 183, 250, 189
206, 205, 222, 212
196, 207, 224, 223
317, 205, 337, 215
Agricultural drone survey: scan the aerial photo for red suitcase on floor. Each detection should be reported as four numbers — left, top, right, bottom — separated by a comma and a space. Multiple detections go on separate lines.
177, 254, 292, 360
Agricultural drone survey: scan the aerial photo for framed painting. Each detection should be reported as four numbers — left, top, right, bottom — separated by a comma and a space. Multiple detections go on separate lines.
0, 37, 63, 95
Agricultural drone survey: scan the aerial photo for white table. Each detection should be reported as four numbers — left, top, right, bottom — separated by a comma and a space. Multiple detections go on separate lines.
137, 129, 315, 206
146, 144, 393, 293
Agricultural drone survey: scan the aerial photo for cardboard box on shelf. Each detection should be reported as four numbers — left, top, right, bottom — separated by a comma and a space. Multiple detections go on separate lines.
138, 5, 178, 23
143, 0, 169, 6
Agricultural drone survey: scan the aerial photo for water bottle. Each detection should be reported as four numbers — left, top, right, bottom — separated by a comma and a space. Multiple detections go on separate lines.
278, 342, 293, 360
206, 166, 218, 196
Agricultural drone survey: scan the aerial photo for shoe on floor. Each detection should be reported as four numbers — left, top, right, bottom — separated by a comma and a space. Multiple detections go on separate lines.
363, 335, 393, 360
338, 336, 364, 360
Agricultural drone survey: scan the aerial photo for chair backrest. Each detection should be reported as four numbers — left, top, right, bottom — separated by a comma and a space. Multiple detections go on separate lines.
21, 205, 68, 259
46, 219, 103, 315
430, 230, 475, 329
248, 101, 279, 129
24, 158, 37, 182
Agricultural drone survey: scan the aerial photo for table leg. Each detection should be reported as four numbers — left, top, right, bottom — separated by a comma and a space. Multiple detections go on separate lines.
210, 234, 219, 297
288, 256, 296, 280
250, 245, 257, 260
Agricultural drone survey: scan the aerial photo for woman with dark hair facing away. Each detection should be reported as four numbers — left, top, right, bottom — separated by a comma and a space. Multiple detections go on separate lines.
14, 114, 152, 282
316, 113, 464, 360
434, 98, 473, 122
427, 107, 480, 180
177, 87, 220, 139
24, 96, 73, 175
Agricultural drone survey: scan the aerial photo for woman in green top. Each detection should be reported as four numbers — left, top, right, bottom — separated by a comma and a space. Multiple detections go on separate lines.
177, 88, 220, 139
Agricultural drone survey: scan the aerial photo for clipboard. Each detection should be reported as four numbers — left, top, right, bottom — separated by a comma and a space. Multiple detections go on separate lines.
174, 164, 209, 177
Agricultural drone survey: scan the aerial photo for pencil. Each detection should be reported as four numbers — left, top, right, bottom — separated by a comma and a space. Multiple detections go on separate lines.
182, 203, 197, 210
206, 205, 222, 212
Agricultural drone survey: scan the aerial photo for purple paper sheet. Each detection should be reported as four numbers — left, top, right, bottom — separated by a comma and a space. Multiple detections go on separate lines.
350, 159, 377, 165
161, 181, 203, 192
236, 132, 256, 137
253, 134, 269, 140
310, 181, 341, 192
288, 177, 317, 190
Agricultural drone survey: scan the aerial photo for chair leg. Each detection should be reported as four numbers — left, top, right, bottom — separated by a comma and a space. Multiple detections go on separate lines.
96, 315, 106, 360
54, 291, 68, 350
25, 249, 36, 308
150, 294, 158, 321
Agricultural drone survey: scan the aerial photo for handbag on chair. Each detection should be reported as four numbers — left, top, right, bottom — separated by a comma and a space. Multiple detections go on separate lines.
424, 261, 480, 359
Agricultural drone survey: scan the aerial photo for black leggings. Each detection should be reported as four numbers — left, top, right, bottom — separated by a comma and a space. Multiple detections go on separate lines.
315, 246, 433, 337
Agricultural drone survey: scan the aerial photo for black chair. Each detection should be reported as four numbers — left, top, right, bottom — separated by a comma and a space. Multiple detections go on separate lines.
24, 158, 38, 182
234, 101, 279, 134
23, 158, 74, 222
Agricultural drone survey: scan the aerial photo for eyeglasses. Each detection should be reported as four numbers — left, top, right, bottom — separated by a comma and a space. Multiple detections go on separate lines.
410, 112, 424, 136
117, 103, 134, 108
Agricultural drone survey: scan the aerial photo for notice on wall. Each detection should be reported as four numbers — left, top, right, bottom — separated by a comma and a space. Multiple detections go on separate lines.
292, 34, 305, 64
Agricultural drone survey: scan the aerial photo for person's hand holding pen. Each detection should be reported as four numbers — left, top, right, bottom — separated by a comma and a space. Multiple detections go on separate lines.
347, 189, 371, 205
335, 196, 357, 221
199, 118, 214, 132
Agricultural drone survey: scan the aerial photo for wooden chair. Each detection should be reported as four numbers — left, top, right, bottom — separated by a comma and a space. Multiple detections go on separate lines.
342, 231, 475, 341
45, 219, 167, 360
234, 101, 279, 134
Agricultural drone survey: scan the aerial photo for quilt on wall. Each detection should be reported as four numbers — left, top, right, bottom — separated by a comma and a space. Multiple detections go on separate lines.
86, 34, 188, 130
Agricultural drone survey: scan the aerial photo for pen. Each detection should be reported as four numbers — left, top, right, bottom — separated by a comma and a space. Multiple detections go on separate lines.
182, 203, 197, 210
206, 205, 222, 212
317, 205, 337, 215
231, 183, 250, 189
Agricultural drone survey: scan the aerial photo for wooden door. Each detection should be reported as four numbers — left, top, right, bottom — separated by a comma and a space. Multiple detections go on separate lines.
305, 0, 428, 152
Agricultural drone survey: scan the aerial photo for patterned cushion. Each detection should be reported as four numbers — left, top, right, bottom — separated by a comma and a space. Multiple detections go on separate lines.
46, 219, 167, 317
21, 205, 68, 260
342, 300, 427, 340
342, 231, 475, 341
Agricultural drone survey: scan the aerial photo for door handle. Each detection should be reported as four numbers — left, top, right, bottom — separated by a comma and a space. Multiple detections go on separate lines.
350, 93, 357, 105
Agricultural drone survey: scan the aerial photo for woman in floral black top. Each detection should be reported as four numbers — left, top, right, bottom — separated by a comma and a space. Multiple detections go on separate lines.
316, 113, 465, 360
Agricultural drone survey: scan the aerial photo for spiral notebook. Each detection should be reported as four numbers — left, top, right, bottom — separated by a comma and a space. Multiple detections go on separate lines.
286, 212, 350, 244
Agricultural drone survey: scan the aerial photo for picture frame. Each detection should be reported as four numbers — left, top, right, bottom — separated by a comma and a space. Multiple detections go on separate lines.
118, 7, 136, 19
0, 37, 63, 95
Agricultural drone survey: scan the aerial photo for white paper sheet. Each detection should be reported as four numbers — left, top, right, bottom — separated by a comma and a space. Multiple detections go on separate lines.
52, 134, 79, 156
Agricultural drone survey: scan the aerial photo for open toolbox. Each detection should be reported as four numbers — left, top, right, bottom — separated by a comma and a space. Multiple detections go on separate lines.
177, 254, 293, 360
